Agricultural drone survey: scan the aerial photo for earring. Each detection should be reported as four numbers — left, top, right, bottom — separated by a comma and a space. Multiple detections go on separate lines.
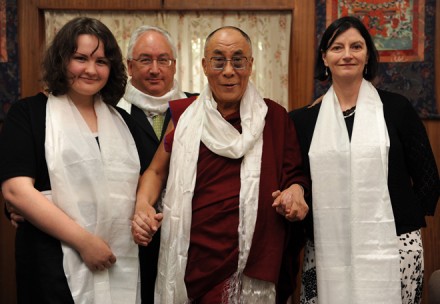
325, 67, 328, 76
364, 65, 368, 75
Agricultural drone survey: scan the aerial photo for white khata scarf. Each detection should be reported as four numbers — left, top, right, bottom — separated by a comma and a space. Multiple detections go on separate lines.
308, 79, 401, 303
45, 94, 141, 304
119, 79, 186, 116
154, 82, 275, 304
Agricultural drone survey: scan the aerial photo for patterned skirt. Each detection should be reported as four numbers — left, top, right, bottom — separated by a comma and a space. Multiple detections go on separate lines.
300, 230, 424, 304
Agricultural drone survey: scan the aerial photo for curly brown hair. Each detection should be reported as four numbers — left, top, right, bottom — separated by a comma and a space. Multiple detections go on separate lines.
41, 17, 127, 106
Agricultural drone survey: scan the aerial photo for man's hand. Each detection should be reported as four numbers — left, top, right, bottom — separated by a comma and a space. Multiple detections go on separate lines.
272, 184, 308, 222
131, 204, 163, 246
5, 201, 25, 228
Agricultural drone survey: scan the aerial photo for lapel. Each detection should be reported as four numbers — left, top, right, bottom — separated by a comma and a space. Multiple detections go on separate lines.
161, 110, 172, 140
131, 105, 159, 143
131, 105, 171, 143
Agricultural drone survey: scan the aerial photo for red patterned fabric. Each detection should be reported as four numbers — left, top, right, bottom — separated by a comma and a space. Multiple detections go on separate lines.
165, 97, 309, 301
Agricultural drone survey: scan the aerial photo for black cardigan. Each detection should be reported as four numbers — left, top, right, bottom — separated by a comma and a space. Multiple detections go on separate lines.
0, 92, 150, 189
289, 89, 439, 237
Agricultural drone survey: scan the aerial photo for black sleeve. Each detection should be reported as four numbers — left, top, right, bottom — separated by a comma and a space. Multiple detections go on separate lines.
115, 107, 150, 174
0, 95, 47, 222
398, 98, 440, 215
0, 99, 40, 183
289, 106, 319, 241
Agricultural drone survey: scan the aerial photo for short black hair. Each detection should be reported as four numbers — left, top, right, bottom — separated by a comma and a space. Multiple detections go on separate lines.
315, 15, 379, 82
42, 17, 127, 106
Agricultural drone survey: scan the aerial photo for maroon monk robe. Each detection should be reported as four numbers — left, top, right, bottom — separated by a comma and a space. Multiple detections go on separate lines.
164, 97, 309, 303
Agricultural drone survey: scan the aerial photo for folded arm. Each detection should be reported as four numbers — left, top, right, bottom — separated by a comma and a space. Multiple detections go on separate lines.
2, 176, 116, 272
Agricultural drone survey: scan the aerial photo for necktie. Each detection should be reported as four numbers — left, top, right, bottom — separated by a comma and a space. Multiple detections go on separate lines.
152, 114, 165, 139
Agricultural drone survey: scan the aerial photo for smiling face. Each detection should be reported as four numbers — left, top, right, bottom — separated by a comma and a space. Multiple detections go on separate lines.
322, 27, 368, 84
66, 34, 110, 103
202, 28, 253, 108
127, 30, 176, 97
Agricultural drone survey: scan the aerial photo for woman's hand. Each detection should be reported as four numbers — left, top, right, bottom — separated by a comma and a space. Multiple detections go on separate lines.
131, 203, 163, 246
272, 184, 308, 221
77, 233, 117, 272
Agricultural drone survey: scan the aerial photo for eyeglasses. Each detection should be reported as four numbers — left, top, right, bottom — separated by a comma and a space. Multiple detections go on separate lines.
131, 57, 175, 67
208, 56, 249, 70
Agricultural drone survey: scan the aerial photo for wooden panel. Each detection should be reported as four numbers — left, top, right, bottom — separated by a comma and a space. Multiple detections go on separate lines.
0, 179, 16, 304
34, 0, 161, 10
18, 0, 44, 97
164, 0, 292, 10
289, 0, 315, 110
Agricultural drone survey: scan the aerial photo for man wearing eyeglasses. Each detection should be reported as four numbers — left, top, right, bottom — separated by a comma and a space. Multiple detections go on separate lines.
117, 25, 197, 304
132, 26, 309, 303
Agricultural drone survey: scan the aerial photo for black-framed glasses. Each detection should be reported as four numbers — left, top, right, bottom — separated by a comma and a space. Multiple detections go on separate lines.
131, 57, 175, 67
209, 56, 248, 70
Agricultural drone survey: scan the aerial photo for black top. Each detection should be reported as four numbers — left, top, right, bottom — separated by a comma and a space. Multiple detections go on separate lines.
0, 92, 150, 304
128, 92, 199, 171
289, 89, 439, 238
0, 92, 149, 186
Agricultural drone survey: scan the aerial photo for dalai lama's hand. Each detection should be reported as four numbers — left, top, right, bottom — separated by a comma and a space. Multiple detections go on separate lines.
272, 183, 308, 221
131, 204, 163, 246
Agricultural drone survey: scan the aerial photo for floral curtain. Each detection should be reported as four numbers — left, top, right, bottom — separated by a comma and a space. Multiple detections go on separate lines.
45, 11, 291, 109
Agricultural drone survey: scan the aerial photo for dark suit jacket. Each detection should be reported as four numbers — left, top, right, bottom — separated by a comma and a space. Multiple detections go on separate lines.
129, 92, 199, 163
127, 92, 198, 304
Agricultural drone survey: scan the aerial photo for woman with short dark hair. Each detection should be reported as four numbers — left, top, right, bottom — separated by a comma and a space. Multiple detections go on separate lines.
290, 15, 439, 304
0, 17, 148, 303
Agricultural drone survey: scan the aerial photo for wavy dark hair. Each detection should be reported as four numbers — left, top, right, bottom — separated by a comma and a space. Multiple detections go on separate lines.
42, 17, 127, 106
315, 15, 379, 82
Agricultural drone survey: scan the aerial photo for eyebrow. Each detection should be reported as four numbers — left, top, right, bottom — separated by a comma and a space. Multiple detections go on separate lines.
333, 40, 365, 44
73, 51, 94, 58
73, 51, 108, 60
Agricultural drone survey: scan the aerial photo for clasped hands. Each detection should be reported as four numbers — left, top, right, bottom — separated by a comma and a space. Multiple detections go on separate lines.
131, 203, 163, 246
130, 183, 308, 246
272, 183, 308, 221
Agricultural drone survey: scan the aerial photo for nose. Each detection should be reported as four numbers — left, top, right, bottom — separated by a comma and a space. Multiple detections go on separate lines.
342, 47, 353, 59
149, 60, 160, 74
222, 60, 235, 77
85, 61, 98, 75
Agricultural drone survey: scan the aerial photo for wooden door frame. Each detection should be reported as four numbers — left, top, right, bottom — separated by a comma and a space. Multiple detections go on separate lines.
18, 0, 315, 110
